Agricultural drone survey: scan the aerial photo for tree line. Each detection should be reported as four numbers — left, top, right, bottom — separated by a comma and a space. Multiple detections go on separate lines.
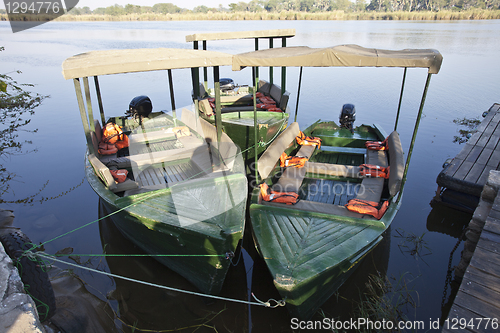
60, 0, 500, 16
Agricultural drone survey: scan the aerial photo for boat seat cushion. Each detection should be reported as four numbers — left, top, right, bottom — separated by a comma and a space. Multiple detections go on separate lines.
355, 178, 384, 202
88, 154, 139, 193
258, 122, 300, 179
258, 80, 271, 95
273, 144, 316, 193
269, 84, 282, 105
366, 149, 387, 167
94, 119, 102, 143
199, 99, 213, 116
304, 162, 361, 178
387, 131, 404, 197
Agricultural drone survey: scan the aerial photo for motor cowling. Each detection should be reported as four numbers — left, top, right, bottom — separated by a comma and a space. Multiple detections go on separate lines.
128, 95, 153, 118
339, 103, 356, 132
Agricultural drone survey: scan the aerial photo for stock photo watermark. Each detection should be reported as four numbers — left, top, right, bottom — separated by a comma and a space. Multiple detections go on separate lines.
3, 0, 79, 33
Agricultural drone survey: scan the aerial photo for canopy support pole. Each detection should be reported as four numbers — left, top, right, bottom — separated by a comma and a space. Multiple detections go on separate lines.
167, 69, 176, 122
394, 67, 407, 132
269, 38, 274, 85
253, 67, 259, 182
82, 77, 95, 134
73, 78, 94, 155
281, 37, 286, 95
203, 40, 208, 91
253, 38, 259, 88
93, 76, 105, 126
294, 67, 303, 123
397, 73, 433, 203
191, 67, 200, 123
213, 66, 222, 144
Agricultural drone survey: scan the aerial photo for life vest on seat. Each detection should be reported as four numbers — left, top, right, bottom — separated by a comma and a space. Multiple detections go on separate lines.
102, 123, 125, 144
260, 183, 299, 205
359, 164, 390, 179
296, 131, 322, 149
98, 142, 118, 155
279, 152, 308, 168
365, 138, 388, 151
110, 169, 128, 183
101, 123, 129, 153
345, 199, 389, 220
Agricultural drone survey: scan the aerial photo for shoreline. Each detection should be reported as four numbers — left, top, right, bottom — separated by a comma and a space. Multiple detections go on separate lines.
1, 9, 500, 22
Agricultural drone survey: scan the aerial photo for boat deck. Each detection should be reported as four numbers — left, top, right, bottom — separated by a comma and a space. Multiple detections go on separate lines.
298, 151, 363, 205
136, 160, 204, 187
437, 103, 500, 197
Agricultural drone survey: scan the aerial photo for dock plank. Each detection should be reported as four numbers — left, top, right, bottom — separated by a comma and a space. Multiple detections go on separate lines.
465, 163, 487, 184
454, 160, 475, 180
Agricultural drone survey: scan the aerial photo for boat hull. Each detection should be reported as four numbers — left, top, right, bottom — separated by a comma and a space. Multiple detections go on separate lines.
250, 121, 402, 319
86, 156, 247, 295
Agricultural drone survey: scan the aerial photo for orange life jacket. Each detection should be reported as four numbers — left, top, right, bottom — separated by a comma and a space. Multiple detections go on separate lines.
345, 199, 389, 220
296, 131, 322, 149
110, 169, 128, 183
365, 138, 388, 151
359, 164, 390, 179
102, 123, 125, 144
260, 183, 299, 205
98, 142, 118, 155
279, 152, 308, 168
102, 123, 129, 152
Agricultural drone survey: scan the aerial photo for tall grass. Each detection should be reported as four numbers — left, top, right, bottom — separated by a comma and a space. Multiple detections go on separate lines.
2, 9, 500, 22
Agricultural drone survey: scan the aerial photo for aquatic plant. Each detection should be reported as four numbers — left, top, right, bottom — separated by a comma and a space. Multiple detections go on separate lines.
354, 273, 419, 333
452, 116, 481, 144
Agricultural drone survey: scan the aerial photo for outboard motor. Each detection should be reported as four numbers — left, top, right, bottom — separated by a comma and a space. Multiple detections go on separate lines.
220, 78, 235, 92
339, 103, 356, 133
128, 95, 153, 119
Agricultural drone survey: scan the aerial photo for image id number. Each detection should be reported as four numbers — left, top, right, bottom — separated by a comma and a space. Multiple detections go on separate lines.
444, 317, 498, 330
5, 1, 61, 14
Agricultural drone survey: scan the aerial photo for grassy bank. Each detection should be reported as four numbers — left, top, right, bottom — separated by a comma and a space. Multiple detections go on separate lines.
1, 9, 500, 22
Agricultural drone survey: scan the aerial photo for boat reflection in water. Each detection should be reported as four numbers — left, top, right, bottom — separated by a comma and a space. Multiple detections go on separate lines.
98, 200, 391, 332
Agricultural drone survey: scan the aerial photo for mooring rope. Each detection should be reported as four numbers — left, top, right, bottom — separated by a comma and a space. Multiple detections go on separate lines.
36, 252, 285, 308
14, 121, 290, 310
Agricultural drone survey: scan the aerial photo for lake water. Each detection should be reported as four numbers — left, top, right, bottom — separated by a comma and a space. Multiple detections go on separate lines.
1, 19, 500, 332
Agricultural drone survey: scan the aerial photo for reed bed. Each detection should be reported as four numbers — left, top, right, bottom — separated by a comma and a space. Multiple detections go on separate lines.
1, 10, 500, 22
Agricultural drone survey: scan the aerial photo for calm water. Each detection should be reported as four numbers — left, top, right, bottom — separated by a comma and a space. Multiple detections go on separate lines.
1, 20, 500, 332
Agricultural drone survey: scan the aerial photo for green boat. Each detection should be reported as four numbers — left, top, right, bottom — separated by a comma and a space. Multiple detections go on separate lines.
232, 45, 443, 318
187, 29, 296, 161
62, 48, 247, 295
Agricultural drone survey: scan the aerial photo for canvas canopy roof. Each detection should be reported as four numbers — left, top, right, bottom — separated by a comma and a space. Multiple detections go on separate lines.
62, 48, 233, 79
232, 44, 443, 74
185, 29, 296, 42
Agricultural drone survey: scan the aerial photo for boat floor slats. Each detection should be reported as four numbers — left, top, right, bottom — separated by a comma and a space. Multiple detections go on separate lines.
299, 179, 359, 206
136, 160, 203, 188
311, 151, 363, 166
438, 104, 500, 196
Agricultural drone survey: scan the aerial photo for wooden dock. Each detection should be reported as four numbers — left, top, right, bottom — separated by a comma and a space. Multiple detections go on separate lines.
437, 103, 500, 198
442, 171, 500, 333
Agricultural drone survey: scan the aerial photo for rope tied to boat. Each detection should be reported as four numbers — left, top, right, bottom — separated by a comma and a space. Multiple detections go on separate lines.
34, 252, 286, 309
251, 292, 286, 308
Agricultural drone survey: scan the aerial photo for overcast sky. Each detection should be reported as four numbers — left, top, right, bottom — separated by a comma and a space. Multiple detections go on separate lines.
0, 0, 234, 11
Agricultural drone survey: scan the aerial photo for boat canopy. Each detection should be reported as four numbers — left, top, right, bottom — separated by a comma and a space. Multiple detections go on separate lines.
62, 48, 233, 79
185, 29, 296, 43
232, 45, 443, 74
